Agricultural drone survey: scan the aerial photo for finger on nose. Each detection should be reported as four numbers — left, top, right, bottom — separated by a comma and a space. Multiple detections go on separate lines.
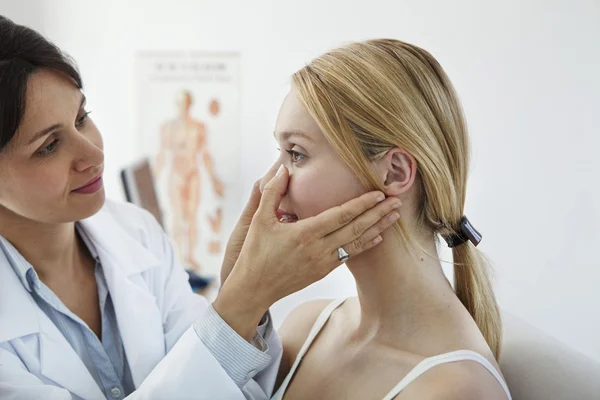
260, 163, 281, 193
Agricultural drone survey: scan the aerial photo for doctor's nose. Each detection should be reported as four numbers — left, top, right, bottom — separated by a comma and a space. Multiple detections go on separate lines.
72, 136, 105, 173
260, 162, 282, 193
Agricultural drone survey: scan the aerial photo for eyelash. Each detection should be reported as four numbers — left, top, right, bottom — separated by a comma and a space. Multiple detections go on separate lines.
36, 110, 92, 156
37, 139, 59, 156
76, 110, 92, 127
286, 149, 306, 163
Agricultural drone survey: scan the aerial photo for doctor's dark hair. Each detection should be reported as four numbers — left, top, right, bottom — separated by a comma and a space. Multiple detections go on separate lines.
0, 15, 82, 152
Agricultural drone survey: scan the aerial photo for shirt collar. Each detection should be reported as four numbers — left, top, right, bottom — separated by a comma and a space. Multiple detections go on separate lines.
76, 222, 101, 263
0, 235, 37, 292
0, 222, 101, 294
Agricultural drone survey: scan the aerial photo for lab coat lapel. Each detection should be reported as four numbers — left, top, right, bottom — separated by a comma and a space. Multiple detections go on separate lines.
81, 213, 166, 388
0, 249, 38, 343
0, 246, 105, 399
39, 312, 106, 399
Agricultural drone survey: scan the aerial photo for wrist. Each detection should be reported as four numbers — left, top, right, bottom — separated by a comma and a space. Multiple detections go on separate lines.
213, 282, 269, 342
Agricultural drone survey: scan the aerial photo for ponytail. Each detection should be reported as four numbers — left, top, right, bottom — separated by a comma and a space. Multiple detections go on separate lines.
453, 243, 502, 358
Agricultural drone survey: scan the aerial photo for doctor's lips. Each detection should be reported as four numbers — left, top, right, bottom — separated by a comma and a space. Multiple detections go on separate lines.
277, 208, 298, 223
72, 174, 103, 194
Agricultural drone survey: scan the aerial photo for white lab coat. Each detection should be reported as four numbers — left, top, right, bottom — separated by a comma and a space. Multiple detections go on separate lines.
0, 200, 282, 400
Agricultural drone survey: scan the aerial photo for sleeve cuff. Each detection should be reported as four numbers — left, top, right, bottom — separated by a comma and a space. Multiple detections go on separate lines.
194, 305, 272, 388
253, 311, 273, 351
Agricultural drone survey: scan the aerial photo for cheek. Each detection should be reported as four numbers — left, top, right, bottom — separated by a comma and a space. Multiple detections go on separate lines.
287, 162, 366, 219
20, 162, 69, 198
0, 159, 69, 219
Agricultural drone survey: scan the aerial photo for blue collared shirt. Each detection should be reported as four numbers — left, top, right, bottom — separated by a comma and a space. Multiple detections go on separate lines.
0, 225, 134, 399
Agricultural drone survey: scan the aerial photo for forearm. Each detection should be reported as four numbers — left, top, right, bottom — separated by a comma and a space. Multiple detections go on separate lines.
212, 283, 267, 342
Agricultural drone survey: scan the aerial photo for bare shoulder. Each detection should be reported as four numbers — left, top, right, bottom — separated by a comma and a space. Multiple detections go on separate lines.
274, 299, 336, 390
278, 299, 335, 359
395, 360, 509, 400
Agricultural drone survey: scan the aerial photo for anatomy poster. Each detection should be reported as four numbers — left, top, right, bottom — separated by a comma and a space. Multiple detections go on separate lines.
135, 52, 241, 278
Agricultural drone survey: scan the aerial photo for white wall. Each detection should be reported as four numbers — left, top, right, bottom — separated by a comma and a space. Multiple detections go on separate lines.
2, 0, 599, 361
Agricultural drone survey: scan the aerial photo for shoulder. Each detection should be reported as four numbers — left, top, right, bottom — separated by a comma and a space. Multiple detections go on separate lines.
397, 358, 509, 400
275, 299, 337, 389
278, 299, 336, 363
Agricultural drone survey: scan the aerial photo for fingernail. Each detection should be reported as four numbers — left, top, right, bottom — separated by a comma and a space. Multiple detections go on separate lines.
392, 201, 402, 209
373, 236, 383, 245
389, 212, 400, 222
276, 165, 286, 176
376, 193, 385, 202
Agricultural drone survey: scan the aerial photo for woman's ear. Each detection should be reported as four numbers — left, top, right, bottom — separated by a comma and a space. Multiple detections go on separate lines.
376, 148, 417, 196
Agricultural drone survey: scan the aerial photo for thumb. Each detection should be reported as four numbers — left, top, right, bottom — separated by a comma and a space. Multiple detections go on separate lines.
258, 165, 289, 219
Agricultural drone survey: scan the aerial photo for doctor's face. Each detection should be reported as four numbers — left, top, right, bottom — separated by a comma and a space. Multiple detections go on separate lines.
0, 69, 105, 224
264, 88, 367, 222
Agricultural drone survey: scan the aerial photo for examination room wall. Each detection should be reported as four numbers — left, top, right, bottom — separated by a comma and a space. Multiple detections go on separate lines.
1, 0, 599, 362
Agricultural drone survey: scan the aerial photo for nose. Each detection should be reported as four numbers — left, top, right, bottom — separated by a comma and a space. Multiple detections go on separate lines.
72, 133, 104, 173
259, 161, 282, 193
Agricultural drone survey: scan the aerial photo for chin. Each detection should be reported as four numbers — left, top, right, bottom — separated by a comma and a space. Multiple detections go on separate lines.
66, 190, 106, 222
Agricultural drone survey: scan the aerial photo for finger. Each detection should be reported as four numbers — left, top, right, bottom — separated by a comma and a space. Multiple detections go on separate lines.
302, 191, 387, 238
329, 233, 384, 265
239, 179, 263, 224
260, 162, 282, 193
341, 210, 399, 255
324, 198, 401, 249
257, 165, 289, 220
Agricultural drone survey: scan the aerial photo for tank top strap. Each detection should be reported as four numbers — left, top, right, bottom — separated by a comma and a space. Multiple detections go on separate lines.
381, 350, 512, 400
274, 298, 347, 398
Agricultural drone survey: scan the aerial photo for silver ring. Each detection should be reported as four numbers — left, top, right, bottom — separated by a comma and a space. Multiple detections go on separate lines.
337, 247, 350, 262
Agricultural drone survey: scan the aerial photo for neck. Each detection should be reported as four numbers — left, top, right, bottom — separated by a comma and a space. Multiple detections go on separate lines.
346, 227, 458, 342
0, 208, 85, 282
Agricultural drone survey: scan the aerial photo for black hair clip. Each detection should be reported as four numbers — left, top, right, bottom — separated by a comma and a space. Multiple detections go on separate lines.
443, 216, 482, 248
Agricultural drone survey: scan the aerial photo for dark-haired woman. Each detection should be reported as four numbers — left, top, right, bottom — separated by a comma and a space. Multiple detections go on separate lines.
0, 16, 400, 400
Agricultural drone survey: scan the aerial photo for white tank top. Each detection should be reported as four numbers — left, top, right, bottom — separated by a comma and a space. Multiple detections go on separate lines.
272, 298, 512, 400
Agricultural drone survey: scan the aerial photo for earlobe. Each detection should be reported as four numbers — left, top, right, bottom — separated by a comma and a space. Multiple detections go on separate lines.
379, 148, 417, 196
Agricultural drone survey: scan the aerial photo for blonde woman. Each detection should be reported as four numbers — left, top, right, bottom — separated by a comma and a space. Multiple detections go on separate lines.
266, 39, 512, 399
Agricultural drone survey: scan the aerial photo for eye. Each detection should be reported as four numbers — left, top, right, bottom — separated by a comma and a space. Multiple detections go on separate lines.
76, 110, 91, 127
286, 149, 306, 163
37, 139, 59, 156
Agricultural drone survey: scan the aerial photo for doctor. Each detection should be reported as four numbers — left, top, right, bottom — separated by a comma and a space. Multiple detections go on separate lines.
0, 16, 402, 400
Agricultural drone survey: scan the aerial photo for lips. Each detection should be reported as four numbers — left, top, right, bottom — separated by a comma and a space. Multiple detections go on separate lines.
72, 174, 103, 194
277, 208, 298, 223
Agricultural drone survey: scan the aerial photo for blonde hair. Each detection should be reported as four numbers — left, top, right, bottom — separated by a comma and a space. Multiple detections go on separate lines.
292, 39, 502, 358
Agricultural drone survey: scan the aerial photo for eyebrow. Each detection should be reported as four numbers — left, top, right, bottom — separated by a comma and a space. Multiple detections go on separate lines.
273, 130, 315, 143
27, 94, 87, 145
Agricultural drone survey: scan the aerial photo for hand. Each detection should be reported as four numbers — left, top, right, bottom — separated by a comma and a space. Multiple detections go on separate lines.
220, 180, 261, 286
214, 165, 401, 340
